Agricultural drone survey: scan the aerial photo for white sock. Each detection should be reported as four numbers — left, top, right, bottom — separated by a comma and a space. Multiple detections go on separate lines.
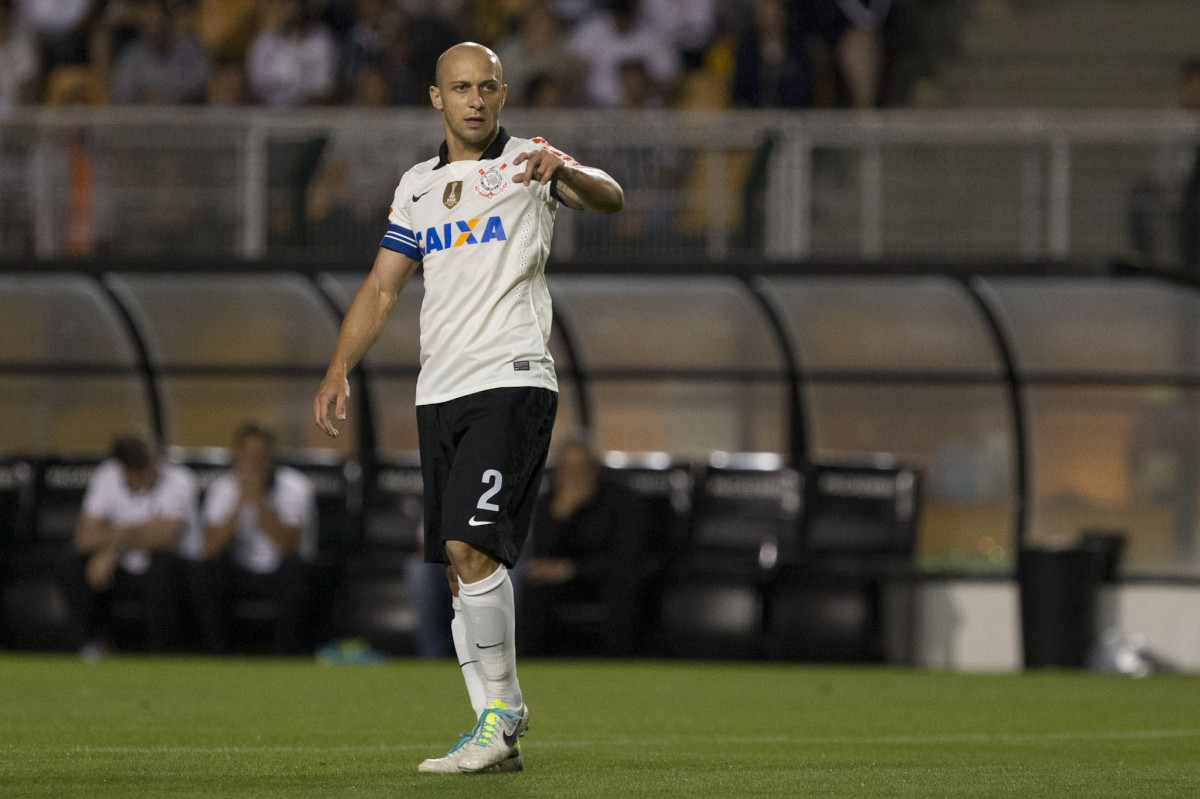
457, 565, 523, 711
450, 596, 486, 719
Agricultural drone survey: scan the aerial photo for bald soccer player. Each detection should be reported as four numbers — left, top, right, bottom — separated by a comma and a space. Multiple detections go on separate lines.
314, 43, 622, 774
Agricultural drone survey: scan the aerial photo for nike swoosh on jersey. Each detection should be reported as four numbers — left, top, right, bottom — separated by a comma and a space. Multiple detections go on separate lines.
468, 516, 495, 526
411, 188, 433, 203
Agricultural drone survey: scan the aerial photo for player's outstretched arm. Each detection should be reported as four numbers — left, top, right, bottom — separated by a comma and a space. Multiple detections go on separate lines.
314, 247, 419, 438
513, 150, 624, 214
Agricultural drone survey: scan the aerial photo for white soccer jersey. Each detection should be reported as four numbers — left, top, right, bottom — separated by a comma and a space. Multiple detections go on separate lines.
381, 128, 575, 405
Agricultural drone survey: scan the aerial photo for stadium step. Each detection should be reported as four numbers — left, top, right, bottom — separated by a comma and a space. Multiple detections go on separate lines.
927, 0, 1200, 108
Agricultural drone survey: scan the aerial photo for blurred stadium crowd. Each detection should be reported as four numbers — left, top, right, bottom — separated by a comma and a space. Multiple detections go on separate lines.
0, 0, 898, 113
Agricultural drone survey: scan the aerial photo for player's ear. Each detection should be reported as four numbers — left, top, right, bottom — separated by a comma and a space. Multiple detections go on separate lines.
429, 85, 442, 111
500, 83, 507, 109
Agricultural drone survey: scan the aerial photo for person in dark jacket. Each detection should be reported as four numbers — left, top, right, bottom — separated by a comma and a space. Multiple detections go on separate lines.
520, 438, 643, 655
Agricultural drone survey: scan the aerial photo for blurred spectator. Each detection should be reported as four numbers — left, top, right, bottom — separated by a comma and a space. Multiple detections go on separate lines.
308, 0, 354, 37
618, 56, 662, 109
494, 0, 579, 107
0, 0, 39, 114
339, 0, 419, 105
192, 423, 317, 654
523, 70, 567, 108
206, 58, 249, 104
567, 0, 680, 108
110, 0, 210, 104
246, 0, 338, 106
196, 0, 257, 62
351, 60, 389, 105
28, 83, 113, 256
18, 0, 96, 68
804, 0, 891, 108
397, 3, 463, 92
89, 0, 140, 82
520, 439, 643, 656
553, 0, 596, 26
732, 0, 811, 108
1180, 58, 1200, 271
306, 62, 405, 234
72, 435, 199, 658
642, 0, 714, 69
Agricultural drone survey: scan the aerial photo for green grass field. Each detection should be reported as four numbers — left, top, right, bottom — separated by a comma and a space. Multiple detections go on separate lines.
0, 655, 1197, 798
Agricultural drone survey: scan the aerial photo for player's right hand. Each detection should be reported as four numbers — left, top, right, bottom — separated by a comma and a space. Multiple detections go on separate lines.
314, 372, 350, 438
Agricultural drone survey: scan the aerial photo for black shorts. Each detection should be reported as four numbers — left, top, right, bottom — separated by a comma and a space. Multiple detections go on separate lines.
417, 386, 557, 568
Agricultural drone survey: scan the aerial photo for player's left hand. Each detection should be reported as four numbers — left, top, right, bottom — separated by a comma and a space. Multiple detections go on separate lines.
513, 149, 569, 185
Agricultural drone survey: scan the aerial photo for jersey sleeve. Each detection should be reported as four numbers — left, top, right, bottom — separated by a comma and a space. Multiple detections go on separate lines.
380, 174, 423, 260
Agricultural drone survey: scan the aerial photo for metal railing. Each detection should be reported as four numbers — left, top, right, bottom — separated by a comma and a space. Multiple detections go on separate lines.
0, 108, 1197, 265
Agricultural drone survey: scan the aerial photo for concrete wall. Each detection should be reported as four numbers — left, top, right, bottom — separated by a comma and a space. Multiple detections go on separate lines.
908, 579, 1200, 672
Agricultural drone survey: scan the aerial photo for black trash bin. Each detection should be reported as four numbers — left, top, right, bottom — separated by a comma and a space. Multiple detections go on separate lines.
1018, 545, 1111, 668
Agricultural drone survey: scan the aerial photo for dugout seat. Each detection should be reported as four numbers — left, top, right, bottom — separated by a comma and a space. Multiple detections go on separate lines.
682, 457, 803, 573
30, 458, 100, 549
660, 456, 803, 659
596, 454, 693, 654
0, 457, 102, 650
281, 454, 361, 561
168, 446, 232, 507
767, 461, 922, 663
334, 456, 425, 655
0, 459, 35, 647
603, 453, 693, 561
0, 458, 34, 550
802, 462, 921, 560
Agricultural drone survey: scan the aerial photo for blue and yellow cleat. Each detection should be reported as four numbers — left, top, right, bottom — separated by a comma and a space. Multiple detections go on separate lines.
456, 700, 530, 774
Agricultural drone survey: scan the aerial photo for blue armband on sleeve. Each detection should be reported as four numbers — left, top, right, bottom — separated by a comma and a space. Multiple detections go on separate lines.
380, 224, 422, 260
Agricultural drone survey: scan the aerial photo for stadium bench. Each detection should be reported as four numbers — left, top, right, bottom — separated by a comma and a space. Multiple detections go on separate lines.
660, 458, 803, 659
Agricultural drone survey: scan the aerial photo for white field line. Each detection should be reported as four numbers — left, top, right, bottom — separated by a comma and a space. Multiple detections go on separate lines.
47, 729, 1200, 756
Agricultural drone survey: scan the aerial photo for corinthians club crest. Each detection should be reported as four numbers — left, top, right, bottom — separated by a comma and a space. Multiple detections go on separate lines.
443, 181, 463, 209
474, 163, 509, 200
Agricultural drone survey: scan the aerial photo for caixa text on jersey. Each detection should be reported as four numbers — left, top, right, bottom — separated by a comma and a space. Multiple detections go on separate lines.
419, 216, 508, 254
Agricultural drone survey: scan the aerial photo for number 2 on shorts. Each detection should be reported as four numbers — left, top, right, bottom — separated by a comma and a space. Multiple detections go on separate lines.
477, 469, 503, 511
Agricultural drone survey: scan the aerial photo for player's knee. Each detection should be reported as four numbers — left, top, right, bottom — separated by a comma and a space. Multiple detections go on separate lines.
444, 540, 499, 580
444, 539, 481, 565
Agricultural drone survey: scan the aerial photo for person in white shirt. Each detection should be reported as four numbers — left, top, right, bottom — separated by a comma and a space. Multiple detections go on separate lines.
73, 435, 199, 657
193, 422, 316, 655
567, 0, 681, 108
245, 0, 337, 106
0, 0, 39, 115
313, 41, 622, 775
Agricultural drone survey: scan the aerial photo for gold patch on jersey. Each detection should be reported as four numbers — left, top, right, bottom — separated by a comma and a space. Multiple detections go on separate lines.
443, 181, 463, 209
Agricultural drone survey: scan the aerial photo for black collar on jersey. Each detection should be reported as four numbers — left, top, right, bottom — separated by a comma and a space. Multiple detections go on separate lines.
434, 127, 511, 170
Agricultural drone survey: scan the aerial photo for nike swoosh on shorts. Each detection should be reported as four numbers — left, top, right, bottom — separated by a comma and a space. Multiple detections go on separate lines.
468, 516, 495, 526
